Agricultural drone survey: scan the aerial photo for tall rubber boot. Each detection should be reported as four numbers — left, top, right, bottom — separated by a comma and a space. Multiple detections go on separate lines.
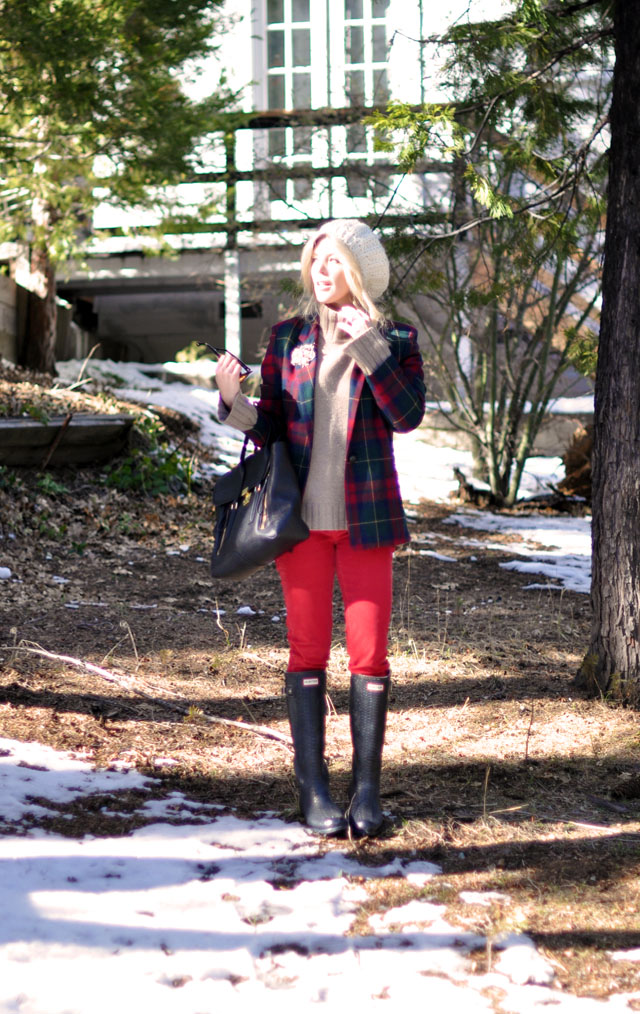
348, 674, 389, 837
284, 671, 347, 836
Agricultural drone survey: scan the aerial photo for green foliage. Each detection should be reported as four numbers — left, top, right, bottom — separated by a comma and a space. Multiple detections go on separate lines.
279, 277, 304, 300
24, 404, 50, 424
369, 101, 460, 171
37, 509, 67, 540
372, 2, 611, 239
0, 0, 234, 368
116, 512, 144, 536
184, 705, 205, 723
375, 0, 609, 505
0, 466, 20, 491
463, 165, 513, 220
567, 331, 598, 379
104, 415, 194, 496
36, 474, 69, 497
175, 341, 210, 363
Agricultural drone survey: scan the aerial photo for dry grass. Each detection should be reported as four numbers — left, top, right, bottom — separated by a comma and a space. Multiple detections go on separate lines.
1, 363, 639, 1001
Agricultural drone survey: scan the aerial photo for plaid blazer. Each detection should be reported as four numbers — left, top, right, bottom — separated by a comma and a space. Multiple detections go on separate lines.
245, 315, 426, 548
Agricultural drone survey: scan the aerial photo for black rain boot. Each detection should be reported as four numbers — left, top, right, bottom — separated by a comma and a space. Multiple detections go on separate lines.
285, 671, 347, 836
348, 674, 390, 837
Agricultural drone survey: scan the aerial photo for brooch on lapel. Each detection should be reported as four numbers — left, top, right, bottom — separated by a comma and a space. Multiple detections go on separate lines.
291, 345, 316, 368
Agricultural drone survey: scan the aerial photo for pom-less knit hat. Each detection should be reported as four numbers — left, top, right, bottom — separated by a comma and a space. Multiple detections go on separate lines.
316, 219, 390, 299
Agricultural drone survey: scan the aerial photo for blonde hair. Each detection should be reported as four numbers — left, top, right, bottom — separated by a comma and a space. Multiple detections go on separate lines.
299, 232, 385, 324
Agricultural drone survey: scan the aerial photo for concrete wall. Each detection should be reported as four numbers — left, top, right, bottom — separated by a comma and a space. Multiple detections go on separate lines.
0, 275, 17, 362
0, 276, 89, 365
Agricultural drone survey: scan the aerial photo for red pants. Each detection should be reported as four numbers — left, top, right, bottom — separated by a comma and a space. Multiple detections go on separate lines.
276, 530, 394, 676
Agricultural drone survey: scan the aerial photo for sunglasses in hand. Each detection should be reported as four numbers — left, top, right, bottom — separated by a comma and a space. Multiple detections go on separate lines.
197, 342, 252, 379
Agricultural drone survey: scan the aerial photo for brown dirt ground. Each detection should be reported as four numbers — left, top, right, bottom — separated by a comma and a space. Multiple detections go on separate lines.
1, 361, 639, 1003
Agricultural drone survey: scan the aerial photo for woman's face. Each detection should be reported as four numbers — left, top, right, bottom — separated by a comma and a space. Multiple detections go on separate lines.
310, 237, 353, 308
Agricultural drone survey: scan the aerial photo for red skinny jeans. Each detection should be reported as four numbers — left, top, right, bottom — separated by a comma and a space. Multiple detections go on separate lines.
275, 530, 393, 676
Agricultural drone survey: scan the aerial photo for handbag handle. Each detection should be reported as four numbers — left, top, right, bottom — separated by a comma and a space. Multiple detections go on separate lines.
240, 416, 278, 462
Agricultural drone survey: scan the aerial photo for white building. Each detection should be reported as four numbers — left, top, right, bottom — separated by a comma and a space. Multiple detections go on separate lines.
57, 1, 498, 362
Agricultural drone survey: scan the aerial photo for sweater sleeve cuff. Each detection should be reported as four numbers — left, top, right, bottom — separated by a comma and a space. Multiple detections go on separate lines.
345, 328, 391, 375
218, 392, 258, 431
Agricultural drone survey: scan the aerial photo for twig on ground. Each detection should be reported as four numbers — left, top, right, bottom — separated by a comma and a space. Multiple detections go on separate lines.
3, 642, 293, 748
240, 651, 283, 671
40, 412, 73, 471
525, 703, 535, 761
75, 342, 101, 386
483, 764, 491, 818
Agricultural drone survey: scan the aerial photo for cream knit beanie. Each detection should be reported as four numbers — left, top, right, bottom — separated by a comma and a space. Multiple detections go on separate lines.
316, 219, 390, 298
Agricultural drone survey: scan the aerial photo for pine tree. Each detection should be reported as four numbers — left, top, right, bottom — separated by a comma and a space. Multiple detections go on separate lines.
370, 0, 611, 504
0, 0, 231, 372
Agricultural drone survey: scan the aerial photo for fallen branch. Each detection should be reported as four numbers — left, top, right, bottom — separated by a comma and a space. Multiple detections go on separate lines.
40, 411, 73, 470
240, 651, 283, 672
2, 642, 292, 749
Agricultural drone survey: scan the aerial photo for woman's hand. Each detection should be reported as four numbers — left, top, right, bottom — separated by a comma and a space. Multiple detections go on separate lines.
336, 306, 372, 339
215, 352, 244, 409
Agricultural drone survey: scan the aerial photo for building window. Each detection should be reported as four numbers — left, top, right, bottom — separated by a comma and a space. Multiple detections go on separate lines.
266, 0, 311, 112
344, 0, 389, 107
260, 0, 392, 211
291, 0, 310, 19
267, 0, 284, 22
343, 0, 389, 157
265, 0, 314, 207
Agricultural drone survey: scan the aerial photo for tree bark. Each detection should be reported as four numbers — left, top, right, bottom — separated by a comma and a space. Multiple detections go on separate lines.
577, 1, 640, 702
20, 244, 58, 375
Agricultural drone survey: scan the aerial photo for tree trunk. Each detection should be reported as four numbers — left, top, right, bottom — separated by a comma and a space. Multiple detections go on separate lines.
577, 1, 640, 703
21, 244, 58, 375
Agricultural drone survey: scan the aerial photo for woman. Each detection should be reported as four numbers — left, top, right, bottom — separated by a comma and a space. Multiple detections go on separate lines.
216, 219, 425, 837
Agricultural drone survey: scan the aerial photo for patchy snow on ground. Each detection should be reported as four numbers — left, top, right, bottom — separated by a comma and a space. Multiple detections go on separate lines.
442, 510, 591, 594
3, 737, 639, 1014
55, 355, 591, 598
0, 358, 604, 1011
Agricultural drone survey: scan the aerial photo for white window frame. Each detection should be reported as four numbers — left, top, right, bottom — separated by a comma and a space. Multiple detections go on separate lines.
251, 0, 398, 216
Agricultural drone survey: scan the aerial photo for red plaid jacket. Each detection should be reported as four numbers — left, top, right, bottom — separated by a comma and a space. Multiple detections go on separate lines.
245, 315, 426, 548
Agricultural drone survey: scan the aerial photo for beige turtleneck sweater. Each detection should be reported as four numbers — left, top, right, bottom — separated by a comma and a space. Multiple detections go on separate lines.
221, 308, 391, 531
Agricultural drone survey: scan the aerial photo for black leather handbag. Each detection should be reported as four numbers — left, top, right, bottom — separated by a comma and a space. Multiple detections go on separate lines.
210, 437, 310, 581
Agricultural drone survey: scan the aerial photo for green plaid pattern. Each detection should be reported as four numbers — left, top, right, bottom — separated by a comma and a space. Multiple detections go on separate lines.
245, 316, 425, 548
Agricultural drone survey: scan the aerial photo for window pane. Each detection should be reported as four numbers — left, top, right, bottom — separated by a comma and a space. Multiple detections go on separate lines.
346, 123, 367, 153
371, 171, 390, 198
267, 0, 284, 23
268, 74, 285, 109
372, 69, 389, 103
346, 70, 365, 105
372, 25, 387, 62
294, 175, 313, 201
270, 177, 287, 202
292, 0, 310, 21
267, 30, 285, 68
346, 25, 364, 64
268, 127, 286, 157
292, 28, 310, 66
293, 126, 312, 154
372, 0, 389, 16
346, 171, 367, 197
345, 0, 363, 18
292, 72, 311, 107
327, 126, 338, 160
